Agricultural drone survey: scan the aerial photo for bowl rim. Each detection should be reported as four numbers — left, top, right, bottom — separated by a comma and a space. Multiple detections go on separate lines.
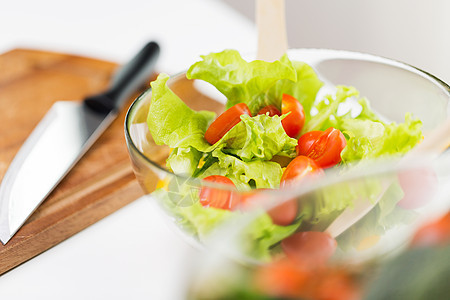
124, 47, 450, 193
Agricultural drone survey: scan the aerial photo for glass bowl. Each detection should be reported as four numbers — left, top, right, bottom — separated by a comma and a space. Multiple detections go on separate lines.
124, 49, 450, 265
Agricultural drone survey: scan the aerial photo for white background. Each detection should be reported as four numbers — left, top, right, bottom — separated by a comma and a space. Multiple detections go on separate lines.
0, 0, 448, 299
225, 0, 450, 83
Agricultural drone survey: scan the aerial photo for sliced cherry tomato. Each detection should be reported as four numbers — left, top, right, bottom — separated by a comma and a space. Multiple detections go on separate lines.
297, 127, 346, 169
257, 104, 281, 117
280, 156, 324, 187
268, 200, 299, 226
397, 167, 438, 209
199, 175, 239, 210
281, 231, 337, 267
204, 103, 251, 145
296, 130, 322, 155
254, 257, 360, 300
411, 212, 450, 247
315, 270, 361, 300
281, 94, 305, 138
273, 156, 323, 225
239, 189, 298, 226
253, 258, 310, 299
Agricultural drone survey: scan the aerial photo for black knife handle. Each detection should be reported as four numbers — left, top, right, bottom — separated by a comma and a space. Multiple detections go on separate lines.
84, 41, 160, 114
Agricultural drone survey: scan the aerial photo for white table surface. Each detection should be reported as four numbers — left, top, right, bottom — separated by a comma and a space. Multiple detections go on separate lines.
0, 1, 255, 299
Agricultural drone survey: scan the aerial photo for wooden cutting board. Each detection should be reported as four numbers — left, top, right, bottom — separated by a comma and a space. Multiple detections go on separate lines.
0, 48, 150, 275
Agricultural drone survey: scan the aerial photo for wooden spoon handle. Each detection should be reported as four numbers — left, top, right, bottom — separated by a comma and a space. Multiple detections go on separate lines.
256, 0, 288, 61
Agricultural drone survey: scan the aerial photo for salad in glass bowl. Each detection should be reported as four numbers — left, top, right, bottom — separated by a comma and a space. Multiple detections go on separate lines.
125, 49, 450, 264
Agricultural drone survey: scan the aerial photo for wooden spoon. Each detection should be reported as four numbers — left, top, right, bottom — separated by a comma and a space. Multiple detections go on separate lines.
256, 0, 288, 61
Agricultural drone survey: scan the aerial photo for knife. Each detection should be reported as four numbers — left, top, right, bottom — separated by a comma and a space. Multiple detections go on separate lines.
0, 41, 160, 244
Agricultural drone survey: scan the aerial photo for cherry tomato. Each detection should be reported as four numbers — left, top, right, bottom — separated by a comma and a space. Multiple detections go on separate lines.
253, 258, 310, 299
240, 190, 298, 226
315, 270, 361, 300
297, 127, 346, 169
273, 157, 323, 225
281, 231, 337, 267
199, 175, 239, 210
257, 104, 281, 117
268, 200, 299, 226
204, 103, 251, 145
281, 94, 305, 138
411, 212, 450, 247
397, 167, 438, 209
296, 130, 322, 155
280, 156, 324, 187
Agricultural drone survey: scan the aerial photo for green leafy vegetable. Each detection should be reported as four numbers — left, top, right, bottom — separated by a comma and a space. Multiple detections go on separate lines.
209, 148, 284, 189
166, 147, 202, 176
187, 50, 297, 115
302, 85, 360, 133
154, 187, 299, 261
267, 60, 324, 123
187, 49, 322, 116
341, 113, 423, 164
223, 114, 297, 161
147, 73, 215, 150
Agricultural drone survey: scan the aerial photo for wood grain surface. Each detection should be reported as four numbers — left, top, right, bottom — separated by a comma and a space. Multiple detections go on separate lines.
0, 48, 148, 275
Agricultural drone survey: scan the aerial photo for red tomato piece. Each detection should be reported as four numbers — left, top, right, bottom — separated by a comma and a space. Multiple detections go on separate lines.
281, 231, 337, 267
204, 103, 251, 145
257, 104, 281, 117
280, 156, 324, 187
240, 190, 298, 226
268, 200, 299, 226
199, 175, 239, 210
281, 94, 305, 138
315, 270, 361, 300
254, 257, 360, 300
296, 130, 322, 155
297, 127, 346, 169
411, 212, 450, 247
253, 258, 310, 299
397, 167, 438, 209
274, 156, 323, 225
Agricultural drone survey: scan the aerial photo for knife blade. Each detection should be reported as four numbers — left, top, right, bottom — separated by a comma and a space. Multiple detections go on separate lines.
0, 41, 160, 244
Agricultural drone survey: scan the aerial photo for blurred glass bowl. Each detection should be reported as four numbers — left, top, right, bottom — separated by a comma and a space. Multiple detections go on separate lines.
124, 49, 450, 265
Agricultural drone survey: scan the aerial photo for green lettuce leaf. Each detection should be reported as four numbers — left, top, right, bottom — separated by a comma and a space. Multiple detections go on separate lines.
341, 113, 423, 163
302, 85, 359, 133
147, 73, 215, 150
223, 114, 297, 161
238, 212, 301, 261
207, 148, 284, 189
267, 60, 324, 122
154, 188, 300, 261
187, 49, 301, 114
166, 147, 202, 176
